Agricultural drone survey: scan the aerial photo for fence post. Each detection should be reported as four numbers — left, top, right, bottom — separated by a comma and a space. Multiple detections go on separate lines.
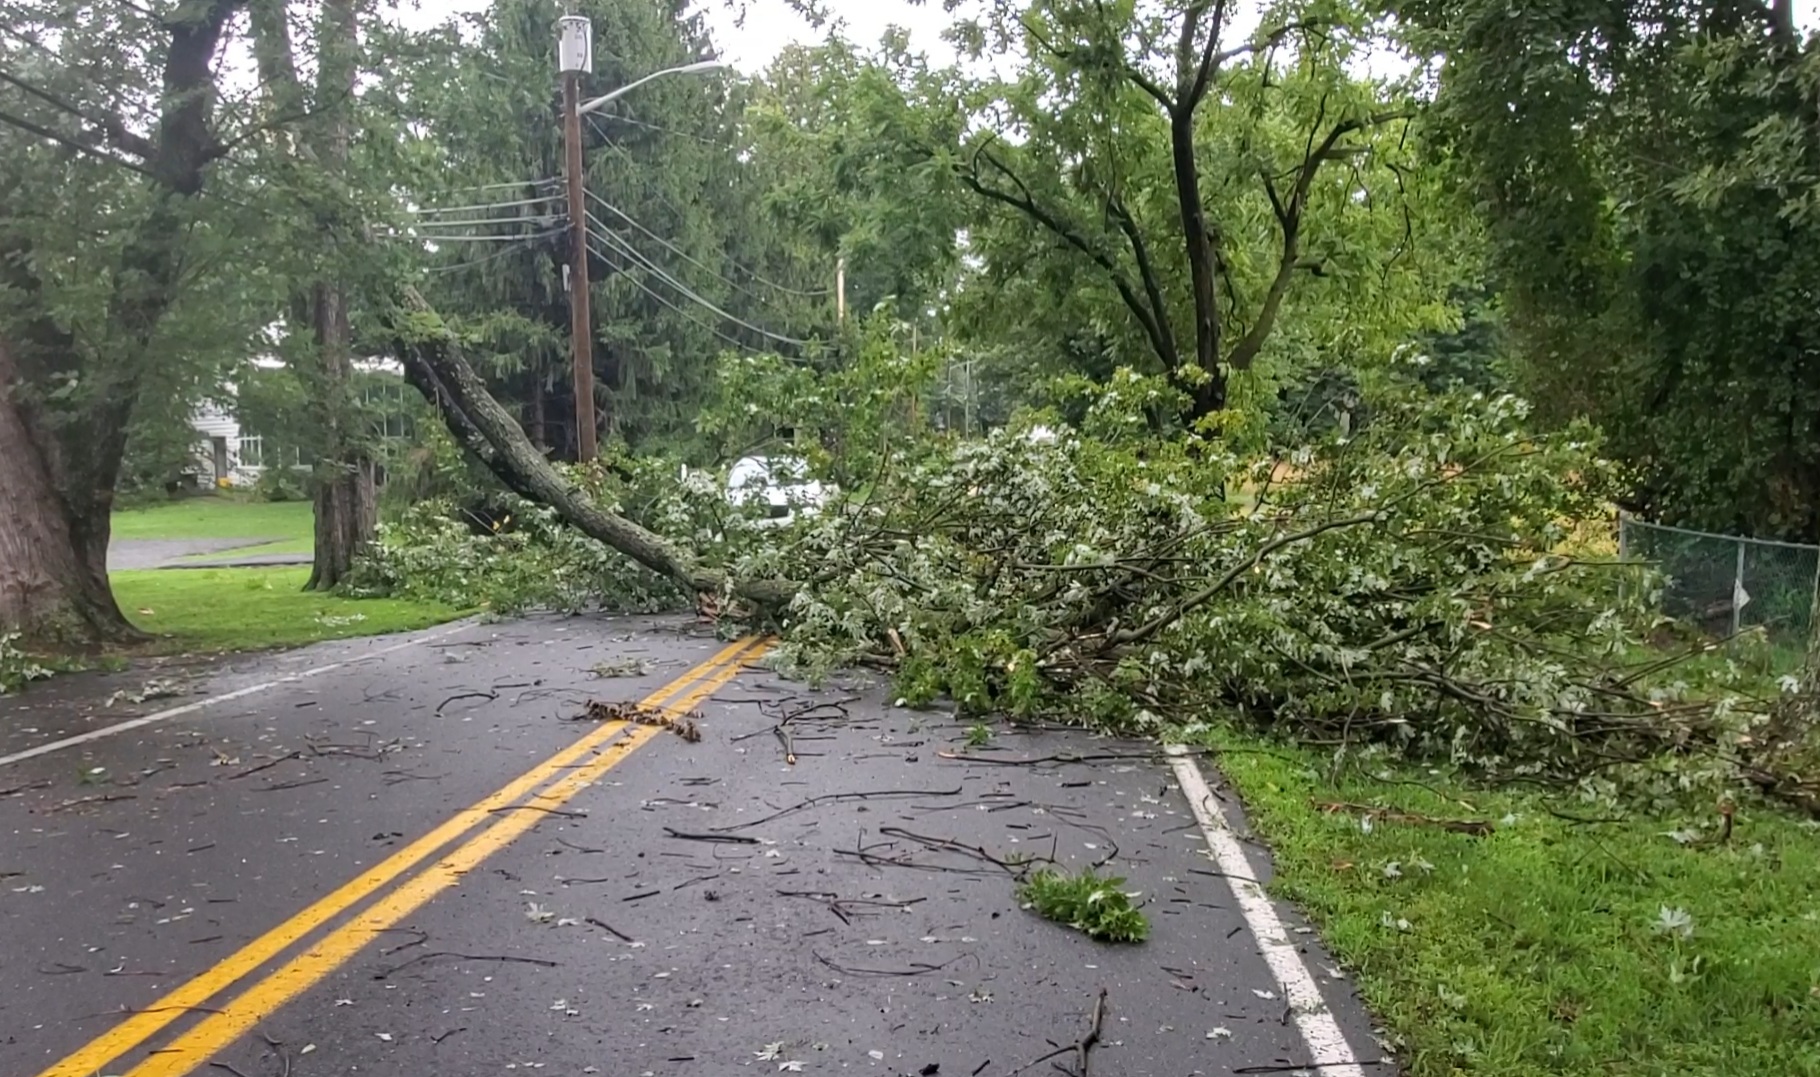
1732, 539, 1746, 638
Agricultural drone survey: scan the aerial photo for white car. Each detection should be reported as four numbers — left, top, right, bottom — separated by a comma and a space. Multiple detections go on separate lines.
726, 455, 827, 527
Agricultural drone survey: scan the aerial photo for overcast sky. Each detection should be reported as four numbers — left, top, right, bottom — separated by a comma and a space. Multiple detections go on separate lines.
401, 0, 1819, 75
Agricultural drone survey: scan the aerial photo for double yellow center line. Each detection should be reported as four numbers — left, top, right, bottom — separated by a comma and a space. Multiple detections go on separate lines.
39, 635, 769, 1077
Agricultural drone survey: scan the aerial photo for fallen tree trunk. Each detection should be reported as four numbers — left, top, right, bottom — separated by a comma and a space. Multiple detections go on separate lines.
389, 290, 798, 611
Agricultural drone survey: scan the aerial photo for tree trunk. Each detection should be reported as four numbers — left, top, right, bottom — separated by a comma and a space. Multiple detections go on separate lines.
528, 375, 546, 451
303, 281, 375, 591
307, 454, 376, 591
0, 348, 141, 647
301, 0, 373, 592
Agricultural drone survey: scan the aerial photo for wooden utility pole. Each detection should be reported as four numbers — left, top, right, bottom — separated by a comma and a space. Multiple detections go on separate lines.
558, 16, 596, 463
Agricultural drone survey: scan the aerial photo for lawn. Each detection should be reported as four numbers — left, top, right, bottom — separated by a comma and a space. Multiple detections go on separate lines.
103, 499, 467, 652
111, 568, 466, 653
1208, 734, 1820, 1077
111, 495, 313, 543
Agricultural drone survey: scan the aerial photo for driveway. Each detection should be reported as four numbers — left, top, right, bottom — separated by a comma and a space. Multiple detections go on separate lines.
107, 538, 312, 570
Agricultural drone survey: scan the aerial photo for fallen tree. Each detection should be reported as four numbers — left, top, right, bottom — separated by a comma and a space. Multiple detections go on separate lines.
389, 290, 797, 610
386, 294, 1819, 814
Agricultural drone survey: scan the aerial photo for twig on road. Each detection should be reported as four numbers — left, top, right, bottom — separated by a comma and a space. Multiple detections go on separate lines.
585, 916, 635, 942
813, 950, 977, 977
47, 792, 137, 813
1006, 987, 1106, 1077
717, 787, 963, 832
436, 690, 498, 714
488, 804, 587, 819
227, 750, 301, 780
372, 951, 559, 980
259, 777, 329, 792
663, 827, 757, 844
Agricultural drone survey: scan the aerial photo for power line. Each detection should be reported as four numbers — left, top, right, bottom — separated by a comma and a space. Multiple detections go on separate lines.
424, 238, 544, 274
588, 225, 808, 347
586, 189, 829, 305
586, 234, 768, 355
584, 123, 833, 300
433, 178, 560, 196
591, 110, 741, 150
406, 194, 559, 216
399, 228, 563, 244
408, 212, 560, 229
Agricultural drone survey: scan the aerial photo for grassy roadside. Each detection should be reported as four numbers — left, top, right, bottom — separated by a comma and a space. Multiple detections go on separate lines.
1206, 734, 1820, 1076
111, 568, 466, 653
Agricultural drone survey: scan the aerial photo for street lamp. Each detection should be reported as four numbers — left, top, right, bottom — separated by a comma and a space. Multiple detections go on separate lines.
579, 61, 731, 116
557, 17, 728, 464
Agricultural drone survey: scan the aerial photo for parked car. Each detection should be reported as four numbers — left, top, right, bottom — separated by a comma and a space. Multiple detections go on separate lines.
726, 454, 828, 527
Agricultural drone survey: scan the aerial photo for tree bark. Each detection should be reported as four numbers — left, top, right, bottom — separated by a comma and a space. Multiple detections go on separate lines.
304, 284, 376, 591
0, 345, 141, 646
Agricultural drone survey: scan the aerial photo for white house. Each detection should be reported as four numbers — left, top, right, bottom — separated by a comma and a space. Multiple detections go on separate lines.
187, 356, 410, 488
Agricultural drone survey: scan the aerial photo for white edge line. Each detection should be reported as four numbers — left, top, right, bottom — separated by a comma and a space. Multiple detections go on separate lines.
0, 622, 475, 769
1166, 745, 1368, 1076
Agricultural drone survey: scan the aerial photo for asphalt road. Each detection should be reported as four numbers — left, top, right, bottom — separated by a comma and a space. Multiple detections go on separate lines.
0, 615, 1390, 1077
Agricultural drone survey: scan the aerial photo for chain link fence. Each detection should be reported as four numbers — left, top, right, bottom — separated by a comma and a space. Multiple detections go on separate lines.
1620, 513, 1820, 644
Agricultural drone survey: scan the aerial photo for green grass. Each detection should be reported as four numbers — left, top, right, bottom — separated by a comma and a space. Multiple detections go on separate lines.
1209, 735, 1820, 1076
111, 496, 312, 543
110, 567, 465, 653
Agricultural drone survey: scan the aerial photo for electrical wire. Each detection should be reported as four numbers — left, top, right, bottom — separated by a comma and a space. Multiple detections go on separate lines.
408, 213, 560, 229
425, 238, 543, 274
585, 122, 833, 300
401, 228, 563, 244
406, 194, 559, 216
592, 110, 741, 150
585, 190, 829, 306
434, 178, 560, 196
588, 224, 808, 347
587, 234, 769, 354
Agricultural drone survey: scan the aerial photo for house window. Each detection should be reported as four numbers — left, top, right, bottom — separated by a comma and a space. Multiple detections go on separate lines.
238, 435, 264, 468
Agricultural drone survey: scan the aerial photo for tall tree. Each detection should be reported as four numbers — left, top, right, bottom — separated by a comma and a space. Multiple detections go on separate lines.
0, 0, 250, 645
934, 0, 1459, 419
401, 0, 836, 462
1408, 0, 1820, 540
246, 0, 380, 590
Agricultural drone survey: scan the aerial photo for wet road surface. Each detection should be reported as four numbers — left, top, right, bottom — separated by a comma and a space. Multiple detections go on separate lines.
0, 615, 1389, 1077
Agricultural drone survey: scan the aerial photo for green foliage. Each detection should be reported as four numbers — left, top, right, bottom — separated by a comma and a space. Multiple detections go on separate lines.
749, 354, 1813, 802
1017, 868, 1149, 943
0, 633, 52, 695
347, 445, 784, 613
346, 498, 681, 615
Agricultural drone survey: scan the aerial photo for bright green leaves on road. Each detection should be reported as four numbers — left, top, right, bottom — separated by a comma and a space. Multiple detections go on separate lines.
1020, 868, 1150, 944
